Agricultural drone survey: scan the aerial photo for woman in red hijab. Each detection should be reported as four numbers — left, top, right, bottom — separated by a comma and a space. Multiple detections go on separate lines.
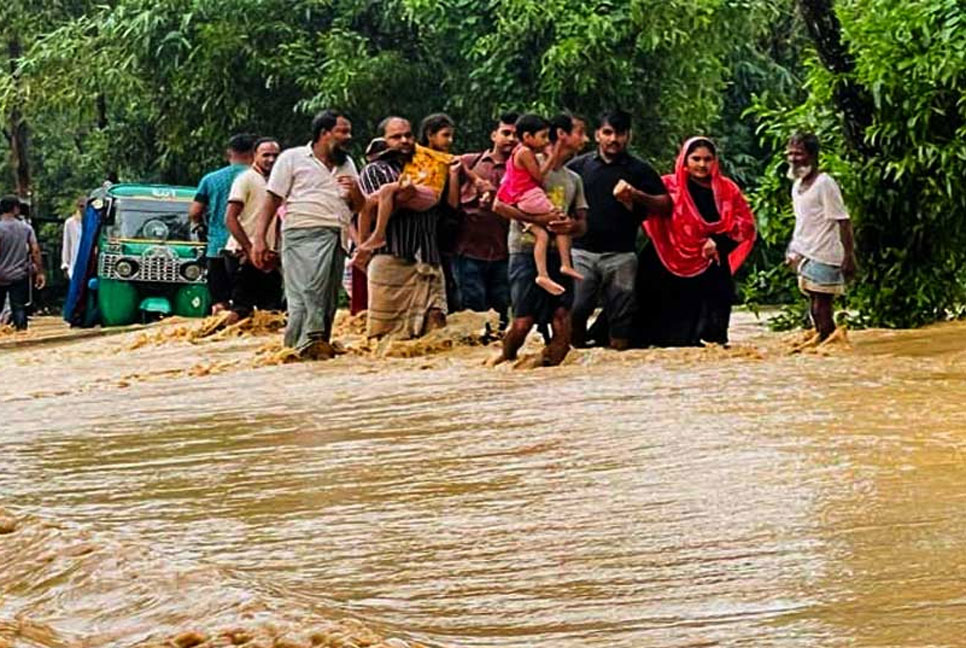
637, 137, 755, 346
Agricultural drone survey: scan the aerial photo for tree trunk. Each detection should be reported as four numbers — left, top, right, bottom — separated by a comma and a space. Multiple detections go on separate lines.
7, 36, 31, 198
796, 0, 875, 153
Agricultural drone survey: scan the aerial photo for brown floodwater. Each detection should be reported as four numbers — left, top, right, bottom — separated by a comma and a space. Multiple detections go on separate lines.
2, 314, 966, 647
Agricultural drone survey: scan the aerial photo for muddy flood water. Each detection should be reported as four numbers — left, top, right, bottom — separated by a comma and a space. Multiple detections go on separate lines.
2, 311, 966, 647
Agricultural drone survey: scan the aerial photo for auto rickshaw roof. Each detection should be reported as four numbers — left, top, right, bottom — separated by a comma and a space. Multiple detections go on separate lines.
105, 184, 197, 201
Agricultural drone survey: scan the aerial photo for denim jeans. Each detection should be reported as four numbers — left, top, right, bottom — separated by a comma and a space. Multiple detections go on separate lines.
452, 254, 510, 326
0, 277, 30, 330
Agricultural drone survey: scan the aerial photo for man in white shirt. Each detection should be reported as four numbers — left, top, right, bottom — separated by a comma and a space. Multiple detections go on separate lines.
785, 132, 857, 340
61, 196, 85, 279
252, 110, 364, 357
224, 137, 283, 323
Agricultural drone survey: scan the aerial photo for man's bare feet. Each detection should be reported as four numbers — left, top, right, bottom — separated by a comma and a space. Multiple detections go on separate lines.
535, 275, 565, 296
560, 266, 584, 280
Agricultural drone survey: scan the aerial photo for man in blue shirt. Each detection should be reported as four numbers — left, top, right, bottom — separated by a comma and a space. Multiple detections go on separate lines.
190, 133, 256, 313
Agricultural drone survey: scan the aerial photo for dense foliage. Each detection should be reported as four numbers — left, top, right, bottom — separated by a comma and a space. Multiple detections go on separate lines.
2, 0, 964, 326
748, 0, 966, 327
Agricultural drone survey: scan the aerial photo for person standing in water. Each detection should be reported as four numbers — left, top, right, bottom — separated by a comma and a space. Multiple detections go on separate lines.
785, 132, 857, 340
0, 196, 45, 330
638, 137, 756, 346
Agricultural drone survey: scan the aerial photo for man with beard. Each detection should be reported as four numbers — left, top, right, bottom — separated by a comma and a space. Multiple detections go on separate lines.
489, 113, 589, 367
358, 116, 448, 339
189, 133, 256, 314
223, 137, 283, 324
785, 132, 856, 341
451, 112, 518, 330
251, 110, 363, 357
568, 110, 671, 350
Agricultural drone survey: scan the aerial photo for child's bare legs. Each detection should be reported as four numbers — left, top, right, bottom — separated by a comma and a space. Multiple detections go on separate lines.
361, 181, 400, 251
553, 233, 584, 280
531, 224, 566, 296
351, 193, 379, 270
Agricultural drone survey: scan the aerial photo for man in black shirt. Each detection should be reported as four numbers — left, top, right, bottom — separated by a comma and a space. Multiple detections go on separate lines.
567, 110, 671, 349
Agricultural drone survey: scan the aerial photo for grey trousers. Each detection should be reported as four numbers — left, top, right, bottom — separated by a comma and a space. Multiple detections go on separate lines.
281, 226, 345, 350
571, 249, 638, 339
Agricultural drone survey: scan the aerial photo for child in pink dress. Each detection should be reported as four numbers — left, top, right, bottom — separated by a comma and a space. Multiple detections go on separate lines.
497, 114, 582, 295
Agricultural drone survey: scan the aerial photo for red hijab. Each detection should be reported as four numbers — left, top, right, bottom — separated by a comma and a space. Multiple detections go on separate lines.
643, 137, 756, 277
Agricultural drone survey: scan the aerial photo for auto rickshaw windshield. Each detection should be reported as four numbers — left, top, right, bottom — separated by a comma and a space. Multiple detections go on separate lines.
107, 198, 194, 241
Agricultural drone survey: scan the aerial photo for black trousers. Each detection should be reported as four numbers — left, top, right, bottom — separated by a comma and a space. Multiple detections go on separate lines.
0, 277, 30, 330
226, 255, 283, 318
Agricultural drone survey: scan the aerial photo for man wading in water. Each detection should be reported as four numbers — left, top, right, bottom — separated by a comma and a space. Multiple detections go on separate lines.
785, 132, 857, 340
224, 137, 283, 324
252, 110, 364, 357
491, 113, 589, 367
357, 117, 449, 339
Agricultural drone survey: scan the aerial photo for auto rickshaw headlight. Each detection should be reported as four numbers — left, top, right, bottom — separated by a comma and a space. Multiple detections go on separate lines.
180, 263, 203, 281
114, 259, 138, 278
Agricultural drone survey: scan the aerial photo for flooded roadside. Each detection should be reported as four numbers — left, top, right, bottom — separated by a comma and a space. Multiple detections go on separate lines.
2, 313, 966, 647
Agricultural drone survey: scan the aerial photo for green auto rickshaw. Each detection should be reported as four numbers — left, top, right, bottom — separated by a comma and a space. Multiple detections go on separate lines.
90, 183, 211, 325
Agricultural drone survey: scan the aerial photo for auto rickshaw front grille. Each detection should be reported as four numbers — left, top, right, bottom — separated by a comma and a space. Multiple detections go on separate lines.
99, 253, 198, 283
99, 253, 121, 279
140, 256, 182, 283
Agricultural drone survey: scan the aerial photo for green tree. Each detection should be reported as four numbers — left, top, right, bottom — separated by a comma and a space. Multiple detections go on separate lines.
749, 0, 966, 327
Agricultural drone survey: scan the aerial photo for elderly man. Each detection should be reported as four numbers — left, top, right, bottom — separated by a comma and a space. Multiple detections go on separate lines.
252, 110, 363, 357
567, 110, 671, 350
357, 116, 448, 339
451, 111, 518, 329
491, 113, 589, 367
785, 131, 857, 340
189, 133, 256, 313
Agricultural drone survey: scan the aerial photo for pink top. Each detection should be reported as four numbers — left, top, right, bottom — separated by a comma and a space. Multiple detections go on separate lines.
496, 145, 541, 204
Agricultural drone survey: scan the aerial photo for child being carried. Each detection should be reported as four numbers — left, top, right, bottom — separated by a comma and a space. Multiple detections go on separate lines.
496, 113, 583, 295
353, 142, 453, 267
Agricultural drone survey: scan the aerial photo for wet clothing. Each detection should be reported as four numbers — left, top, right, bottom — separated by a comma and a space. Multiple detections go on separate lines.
453, 151, 510, 322
282, 226, 344, 349
196, 163, 249, 257
636, 243, 735, 346
508, 252, 574, 324
226, 254, 283, 319
206, 255, 233, 306
506, 166, 586, 327
567, 150, 665, 254
637, 138, 756, 346
797, 258, 845, 296
0, 277, 29, 330
452, 255, 509, 327
572, 249, 638, 340
366, 254, 447, 338
360, 155, 448, 337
